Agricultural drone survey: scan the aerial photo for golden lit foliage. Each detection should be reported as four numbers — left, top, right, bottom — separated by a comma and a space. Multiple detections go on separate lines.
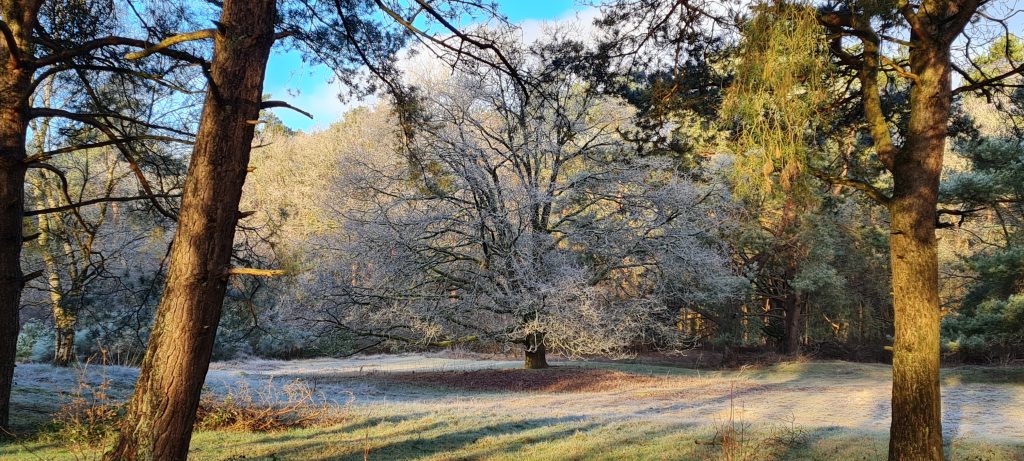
722, 1, 833, 200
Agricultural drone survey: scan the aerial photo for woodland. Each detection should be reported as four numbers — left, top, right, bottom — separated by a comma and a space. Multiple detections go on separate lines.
1, 0, 1023, 460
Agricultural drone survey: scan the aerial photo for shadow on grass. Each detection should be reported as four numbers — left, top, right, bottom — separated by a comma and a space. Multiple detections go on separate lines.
941, 366, 1024, 385
220, 416, 595, 461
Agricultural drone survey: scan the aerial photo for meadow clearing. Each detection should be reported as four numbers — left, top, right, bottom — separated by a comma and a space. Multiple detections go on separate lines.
2, 353, 1022, 460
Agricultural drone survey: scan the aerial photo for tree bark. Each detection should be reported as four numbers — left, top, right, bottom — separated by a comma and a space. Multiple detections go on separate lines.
34, 174, 78, 367
104, 1, 276, 459
886, 36, 949, 461
0, 0, 39, 433
524, 332, 549, 369
783, 293, 801, 356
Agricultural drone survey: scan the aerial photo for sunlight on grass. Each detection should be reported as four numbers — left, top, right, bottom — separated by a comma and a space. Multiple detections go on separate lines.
3, 360, 1024, 460
4, 412, 1024, 461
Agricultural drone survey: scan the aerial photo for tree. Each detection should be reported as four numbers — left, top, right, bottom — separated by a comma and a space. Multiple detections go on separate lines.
313, 43, 742, 368
597, 0, 1024, 458
813, 3, 1022, 458
104, 1, 278, 458
105, 0, 519, 456
1, 0, 200, 430
940, 82, 1024, 362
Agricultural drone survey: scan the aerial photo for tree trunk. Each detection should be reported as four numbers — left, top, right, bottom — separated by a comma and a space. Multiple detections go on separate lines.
783, 293, 801, 356
0, 0, 38, 432
524, 333, 549, 369
53, 324, 76, 366
34, 178, 76, 367
886, 38, 949, 461
104, 2, 276, 459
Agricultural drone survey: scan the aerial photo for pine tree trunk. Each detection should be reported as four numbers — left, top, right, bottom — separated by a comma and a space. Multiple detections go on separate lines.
104, 2, 276, 459
886, 37, 949, 461
524, 333, 548, 369
783, 293, 801, 356
0, 0, 38, 432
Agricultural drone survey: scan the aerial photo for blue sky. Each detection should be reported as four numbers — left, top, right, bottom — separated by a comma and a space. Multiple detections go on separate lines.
261, 1, 1024, 132
263, 0, 581, 132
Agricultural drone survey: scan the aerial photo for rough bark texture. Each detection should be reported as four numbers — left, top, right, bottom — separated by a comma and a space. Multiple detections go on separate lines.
104, 1, 276, 459
524, 333, 549, 369
0, 0, 39, 433
886, 33, 950, 461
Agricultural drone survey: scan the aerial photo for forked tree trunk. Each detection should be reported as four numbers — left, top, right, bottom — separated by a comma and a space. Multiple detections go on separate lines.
104, 1, 276, 459
524, 333, 548, 369
0, 0, 38, 433
886, 39, 949, 461
52, 288, 79, 367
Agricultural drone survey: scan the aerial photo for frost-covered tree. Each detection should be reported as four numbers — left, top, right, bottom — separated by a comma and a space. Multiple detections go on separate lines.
308, 44, 742, 368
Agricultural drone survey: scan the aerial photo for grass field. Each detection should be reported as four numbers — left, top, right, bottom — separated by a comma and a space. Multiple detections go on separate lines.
2, 354, 1023, 460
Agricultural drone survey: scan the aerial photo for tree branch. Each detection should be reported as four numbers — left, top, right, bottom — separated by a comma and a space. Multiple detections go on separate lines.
29, 107, 182, 221
29, 108, 194, 138
260, 100, 313, 119
953, 61, 1024, 95
811, 170, 891, 205
225, 268, 287, 277
0, 19, 23, 68
24, 136, 193, 163
124, 29, 215, 60
31, 35, 207, 69
23, 270, 44, 283
24, 193, 182, 216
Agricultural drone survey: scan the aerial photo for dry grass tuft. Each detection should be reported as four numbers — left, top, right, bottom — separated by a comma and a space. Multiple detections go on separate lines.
195, 379, 349, 432
45, 354, 123, 449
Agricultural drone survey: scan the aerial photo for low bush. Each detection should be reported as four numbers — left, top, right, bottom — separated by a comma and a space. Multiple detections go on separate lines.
195, 379, 348, 432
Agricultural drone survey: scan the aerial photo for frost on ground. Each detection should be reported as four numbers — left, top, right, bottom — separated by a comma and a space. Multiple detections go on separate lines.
10, 353, 1024, 443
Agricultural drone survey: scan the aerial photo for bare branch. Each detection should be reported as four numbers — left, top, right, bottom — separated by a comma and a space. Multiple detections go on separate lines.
953, 61, 1024, 96
24, 136, 193, 163
31, 35, 207, 69
124, 29, 215, 60
260, 100, 313, 119
24, 193, 182, 216
811, 170, 891, 205
225, 268, 288, 277
22, 270, 44, 283
29, 108, 194, 138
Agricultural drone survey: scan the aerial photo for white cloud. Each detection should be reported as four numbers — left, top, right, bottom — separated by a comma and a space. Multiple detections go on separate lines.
516, 7, 601, 45
275, 6, 600, 131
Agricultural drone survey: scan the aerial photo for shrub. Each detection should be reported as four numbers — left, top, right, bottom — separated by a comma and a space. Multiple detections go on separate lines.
195, 379, 348, 432
942, 295, 1024, 363
16, 320, 47, 362
44, 357, 123, 448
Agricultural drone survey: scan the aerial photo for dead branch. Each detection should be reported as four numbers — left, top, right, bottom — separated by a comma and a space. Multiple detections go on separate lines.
124, 29, 215, 61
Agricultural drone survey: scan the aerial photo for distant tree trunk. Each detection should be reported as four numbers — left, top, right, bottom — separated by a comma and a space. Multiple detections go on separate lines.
34, 175, 77, 367
0, 0, 39, 432
52, 283, 81, 368
104, 1, 276, 459
783, 293, 801, 356
53, 322, 76, 365
886, 38, 949, 461
524, 332, 548, 369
